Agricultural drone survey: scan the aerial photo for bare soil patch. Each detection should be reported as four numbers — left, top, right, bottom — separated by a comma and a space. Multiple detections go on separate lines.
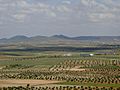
0, 79, 61, 87
69, 68, 86, 71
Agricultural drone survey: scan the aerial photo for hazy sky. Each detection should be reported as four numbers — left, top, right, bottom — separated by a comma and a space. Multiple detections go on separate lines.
0, 0, 120, 38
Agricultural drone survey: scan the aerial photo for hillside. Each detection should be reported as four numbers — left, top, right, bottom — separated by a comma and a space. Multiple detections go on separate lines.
0, 35, 120, 45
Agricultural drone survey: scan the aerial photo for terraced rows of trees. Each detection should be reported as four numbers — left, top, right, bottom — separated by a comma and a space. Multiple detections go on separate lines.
0, 59, 120, 85
1, 85, 120, 90
50, 59, 120, 71
0, 45, 120, 89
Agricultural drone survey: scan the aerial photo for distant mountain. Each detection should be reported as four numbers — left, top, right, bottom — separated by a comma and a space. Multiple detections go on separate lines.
10, 35, 28, 40
9, 35, 29, 41
73, 36, 100, 40
52, 35, 71, 39
0, 35, 120, 44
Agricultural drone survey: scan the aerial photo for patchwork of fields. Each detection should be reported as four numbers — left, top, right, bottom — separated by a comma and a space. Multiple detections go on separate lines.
0, 44, 120, 90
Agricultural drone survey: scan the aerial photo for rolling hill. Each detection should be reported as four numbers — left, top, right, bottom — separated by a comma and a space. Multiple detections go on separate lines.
0, 35, 120, 45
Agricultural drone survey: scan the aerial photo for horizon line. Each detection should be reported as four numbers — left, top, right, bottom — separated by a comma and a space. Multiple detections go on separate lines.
0, 34, 120, 39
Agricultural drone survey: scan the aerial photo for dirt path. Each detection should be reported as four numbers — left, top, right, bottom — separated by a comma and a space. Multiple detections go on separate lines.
0, 79, 61, 87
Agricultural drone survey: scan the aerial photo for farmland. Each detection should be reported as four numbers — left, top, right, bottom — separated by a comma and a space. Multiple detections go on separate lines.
0, 42, 120, 90
1, 0, 120, 89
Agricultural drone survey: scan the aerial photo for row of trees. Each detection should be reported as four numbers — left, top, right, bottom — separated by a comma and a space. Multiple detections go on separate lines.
0, 85, 120, 90
0, 58, 120, 88
0, 70, 120, 84
50, 59, 120, 71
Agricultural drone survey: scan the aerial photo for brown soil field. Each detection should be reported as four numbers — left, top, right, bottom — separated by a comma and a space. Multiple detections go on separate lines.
0, 79, 61, 87
68, 68, 86, 71
0, 55, 10, 60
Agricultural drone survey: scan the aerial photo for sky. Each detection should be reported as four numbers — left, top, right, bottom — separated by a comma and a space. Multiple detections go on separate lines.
0, 0, 120, 38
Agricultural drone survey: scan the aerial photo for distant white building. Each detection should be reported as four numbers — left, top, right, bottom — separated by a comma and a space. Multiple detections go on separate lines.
89, 54, 94, 56
63, 53, 72, 57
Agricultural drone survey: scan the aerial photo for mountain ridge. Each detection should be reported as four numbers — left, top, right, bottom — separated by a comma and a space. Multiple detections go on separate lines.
0, 35, 120, 44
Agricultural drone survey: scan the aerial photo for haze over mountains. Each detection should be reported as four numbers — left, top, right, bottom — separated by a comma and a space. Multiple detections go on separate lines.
0, 35, 120, 44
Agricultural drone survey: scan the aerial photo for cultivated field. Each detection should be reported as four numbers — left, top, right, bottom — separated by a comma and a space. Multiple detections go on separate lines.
0, 44, 120, 90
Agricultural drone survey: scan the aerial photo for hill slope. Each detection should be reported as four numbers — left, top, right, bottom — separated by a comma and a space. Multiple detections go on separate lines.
0, 35, 120, 45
